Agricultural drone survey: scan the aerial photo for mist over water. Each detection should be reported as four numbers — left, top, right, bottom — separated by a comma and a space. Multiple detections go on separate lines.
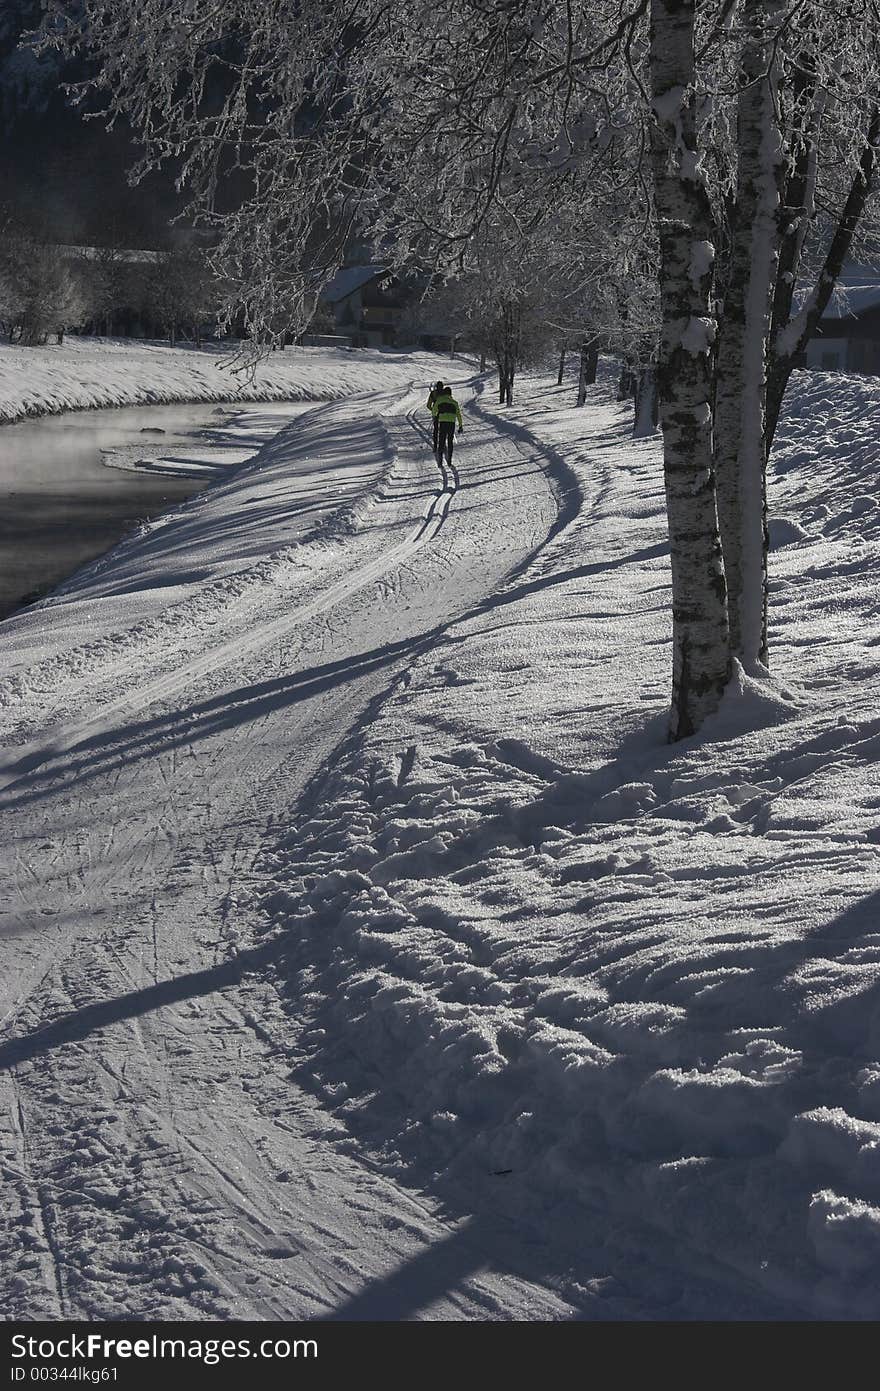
0, 401, 310, 622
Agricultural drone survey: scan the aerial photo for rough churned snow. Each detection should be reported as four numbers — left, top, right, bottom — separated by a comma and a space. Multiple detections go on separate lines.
1, 346, 879, 1320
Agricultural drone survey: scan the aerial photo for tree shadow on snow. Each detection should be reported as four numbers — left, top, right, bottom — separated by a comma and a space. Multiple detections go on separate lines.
0, 936, 291, 1073
0, 631, 442, 811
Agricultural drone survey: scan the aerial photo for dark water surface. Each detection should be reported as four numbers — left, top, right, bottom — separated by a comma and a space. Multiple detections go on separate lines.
0, 402, 254, 621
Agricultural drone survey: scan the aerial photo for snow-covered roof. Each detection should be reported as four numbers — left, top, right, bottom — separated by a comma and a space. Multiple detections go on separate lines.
791, 264, 880, 321
320, 264, 388, 304
822, 280, 880, 319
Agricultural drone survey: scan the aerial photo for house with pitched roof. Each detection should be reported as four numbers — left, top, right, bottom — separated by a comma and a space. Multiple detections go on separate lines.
319, 264, 406, 347
804, 274, 880, 375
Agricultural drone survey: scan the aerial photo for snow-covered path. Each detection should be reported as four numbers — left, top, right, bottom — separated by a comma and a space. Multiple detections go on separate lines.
0, 379, 580, 1319
4, 357, 880, 1322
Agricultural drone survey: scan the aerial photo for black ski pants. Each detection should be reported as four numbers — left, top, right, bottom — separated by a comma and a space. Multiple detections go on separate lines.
437, 420, 456, 464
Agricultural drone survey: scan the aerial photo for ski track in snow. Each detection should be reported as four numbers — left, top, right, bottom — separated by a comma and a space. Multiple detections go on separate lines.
2, 354, 880, 1320
0, 367, 585, 1320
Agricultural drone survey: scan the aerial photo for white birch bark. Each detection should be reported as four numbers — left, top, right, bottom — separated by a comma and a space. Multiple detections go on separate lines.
633, 364, 659, 437
576, 336, 599, 407
649, 0, 730, 739
713, 0, 786, 669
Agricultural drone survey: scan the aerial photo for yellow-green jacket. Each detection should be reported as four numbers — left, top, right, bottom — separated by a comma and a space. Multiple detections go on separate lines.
431, 391, 463, 428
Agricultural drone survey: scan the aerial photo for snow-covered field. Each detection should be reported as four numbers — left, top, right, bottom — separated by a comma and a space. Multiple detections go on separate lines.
1, 349, 879, 1320
0, 337, 446, 424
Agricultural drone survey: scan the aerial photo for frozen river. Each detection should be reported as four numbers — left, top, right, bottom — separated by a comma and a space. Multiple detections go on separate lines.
0, 400, 313, 620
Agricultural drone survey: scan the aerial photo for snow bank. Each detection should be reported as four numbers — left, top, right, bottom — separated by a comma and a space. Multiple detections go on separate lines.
0, 337, 445, 425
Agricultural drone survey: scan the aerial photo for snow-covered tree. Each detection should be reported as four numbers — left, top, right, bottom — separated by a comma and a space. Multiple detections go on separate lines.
647, 0, 880, 715
0, 216, 91, 342
0, 264, 26, 339
712, 4, 880, 667
140, 244, 219, 346
648, 1, 730, 735
82, 241, 137, 336
426, 213, 593, 403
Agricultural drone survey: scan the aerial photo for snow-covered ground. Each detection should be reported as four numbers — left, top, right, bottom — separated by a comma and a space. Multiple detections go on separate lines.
0, 337, 445, 424
1, 350, 879, 1320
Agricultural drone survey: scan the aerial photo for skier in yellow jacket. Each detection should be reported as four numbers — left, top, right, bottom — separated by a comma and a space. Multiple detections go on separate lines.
431, 386, 463, 467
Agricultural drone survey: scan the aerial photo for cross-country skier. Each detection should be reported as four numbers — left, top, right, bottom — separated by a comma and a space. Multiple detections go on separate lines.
432, 385, 463, 467
426, 379, 445, 451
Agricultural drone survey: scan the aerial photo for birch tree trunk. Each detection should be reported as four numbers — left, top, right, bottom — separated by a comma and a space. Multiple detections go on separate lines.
495, 303, 518, 405
767, 47, 824, 368
649, 0, 730, 739
498, 353, 514, 404
633, 363, 659, 437
617, 357, 636, 399
713, 0, 785, 668
576, 336, 600, 405
557, 345, 566, 385
503, 362, 515, 405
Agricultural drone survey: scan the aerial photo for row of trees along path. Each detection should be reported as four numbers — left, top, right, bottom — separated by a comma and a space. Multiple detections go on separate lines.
43, 0, 880, 737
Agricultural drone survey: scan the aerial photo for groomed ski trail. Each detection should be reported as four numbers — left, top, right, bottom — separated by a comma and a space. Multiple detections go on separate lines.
0, 378, 576, 1320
